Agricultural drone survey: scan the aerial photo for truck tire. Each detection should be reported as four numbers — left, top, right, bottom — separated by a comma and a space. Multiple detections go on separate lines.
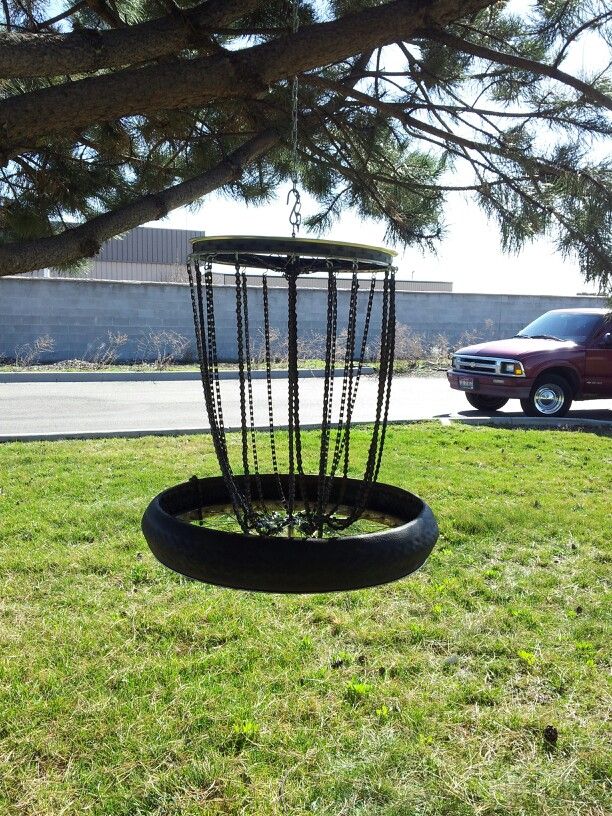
465, 394, 509, 412
520, 374, 572, 418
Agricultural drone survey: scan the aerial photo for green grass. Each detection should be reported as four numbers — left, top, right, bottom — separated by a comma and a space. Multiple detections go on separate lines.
0, 363, 203, 373
0, 359, 328, 373
0, 359, 447, 375
189, 502, 401, 537
0, 425, 610, 815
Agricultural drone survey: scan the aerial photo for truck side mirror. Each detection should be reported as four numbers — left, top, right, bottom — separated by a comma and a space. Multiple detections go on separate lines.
602, 332, 612, 348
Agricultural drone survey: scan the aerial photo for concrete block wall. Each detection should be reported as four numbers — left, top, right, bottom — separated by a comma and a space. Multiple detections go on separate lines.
0, 277, 607, 363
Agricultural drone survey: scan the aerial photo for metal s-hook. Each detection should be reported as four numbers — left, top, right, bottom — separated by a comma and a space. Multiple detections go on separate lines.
287, 186, 302, 238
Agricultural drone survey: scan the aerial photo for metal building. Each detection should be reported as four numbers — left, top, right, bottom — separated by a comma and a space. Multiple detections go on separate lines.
89, 226, 201, 283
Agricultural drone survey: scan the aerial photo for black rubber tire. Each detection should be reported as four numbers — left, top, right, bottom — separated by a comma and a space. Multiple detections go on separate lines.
520, 374, 572, 418
465, 393, 509, 412
142, 474, 439, 593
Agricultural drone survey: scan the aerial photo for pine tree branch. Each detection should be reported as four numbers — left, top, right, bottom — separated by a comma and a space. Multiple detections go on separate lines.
476, 153, 612, 277
301, 136, 508, 192
306, 75, 509, 159
0, 51, 381, 275
307, 74, 611, 204
552, 11, 612, 68
0, 0, 264, 78
36, 1, 87, 30
85, 0, 125, 29
0, 129, 279, 276
0, 0, 493, 157
1, 0, 12, 32
423, 27, 612, 113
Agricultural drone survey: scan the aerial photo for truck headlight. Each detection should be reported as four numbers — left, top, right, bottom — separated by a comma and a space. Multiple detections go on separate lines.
451, 356, 458, 369
501, 361, 524, 376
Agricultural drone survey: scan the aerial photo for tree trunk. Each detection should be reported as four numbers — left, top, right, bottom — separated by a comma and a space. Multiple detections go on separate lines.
0, 0, 265, 77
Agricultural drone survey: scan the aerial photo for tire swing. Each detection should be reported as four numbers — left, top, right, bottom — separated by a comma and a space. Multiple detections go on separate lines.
141, 236, 438, 592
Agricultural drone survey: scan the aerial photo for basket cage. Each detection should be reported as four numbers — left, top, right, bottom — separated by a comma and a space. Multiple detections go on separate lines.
186, 236, 398, 539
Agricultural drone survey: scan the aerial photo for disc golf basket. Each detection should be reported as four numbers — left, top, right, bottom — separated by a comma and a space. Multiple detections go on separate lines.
142, 235, 438, 592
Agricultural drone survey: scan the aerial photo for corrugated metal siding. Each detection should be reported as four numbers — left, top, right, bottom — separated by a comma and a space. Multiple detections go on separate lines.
97, 227, 201, 263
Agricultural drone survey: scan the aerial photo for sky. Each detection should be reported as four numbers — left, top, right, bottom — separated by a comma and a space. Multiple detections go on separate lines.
153, 190, 595, 296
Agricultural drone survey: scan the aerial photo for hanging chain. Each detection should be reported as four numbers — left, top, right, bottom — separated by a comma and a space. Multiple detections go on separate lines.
286, 267, 298, 522
336, 266, 396, 530
187, 253, 396, 537
188, 257, 250, 530
286, 0, 301, 238
239, 269, 266, 511
321, 267, 360, 518
234, 261, 253, 519
315, 264, 338, 535
262, 274, 288, 513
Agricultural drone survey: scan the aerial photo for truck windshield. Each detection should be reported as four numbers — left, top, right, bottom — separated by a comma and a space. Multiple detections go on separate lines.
516, 312, 603, 344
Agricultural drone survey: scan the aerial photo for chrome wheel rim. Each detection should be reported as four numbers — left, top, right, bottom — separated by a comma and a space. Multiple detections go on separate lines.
534, 384, 565, 415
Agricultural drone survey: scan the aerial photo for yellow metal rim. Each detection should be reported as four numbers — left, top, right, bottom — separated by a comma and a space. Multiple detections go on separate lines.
189, 234, 397, 258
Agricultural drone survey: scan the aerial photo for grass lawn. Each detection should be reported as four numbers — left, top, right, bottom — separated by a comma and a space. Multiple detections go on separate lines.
0, 360, 327, 374
0, 425, 610, 815
0, 360, 445, 376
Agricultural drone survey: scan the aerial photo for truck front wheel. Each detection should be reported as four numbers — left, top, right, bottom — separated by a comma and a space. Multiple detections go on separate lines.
521, 374, 572, 418
465, 394, 509, 412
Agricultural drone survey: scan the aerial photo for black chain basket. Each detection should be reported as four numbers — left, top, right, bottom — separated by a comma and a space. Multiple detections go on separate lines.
142, 236, 438, 592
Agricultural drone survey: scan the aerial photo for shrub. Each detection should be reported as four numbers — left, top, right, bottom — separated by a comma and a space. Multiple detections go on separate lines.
14, 334, 55, 367
136, 330, 190, 368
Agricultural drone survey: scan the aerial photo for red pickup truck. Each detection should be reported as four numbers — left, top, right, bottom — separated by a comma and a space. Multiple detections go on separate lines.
447, 308, 612, 417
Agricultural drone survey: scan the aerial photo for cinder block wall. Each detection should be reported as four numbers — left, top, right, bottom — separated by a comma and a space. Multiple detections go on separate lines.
0, 277, 606, 363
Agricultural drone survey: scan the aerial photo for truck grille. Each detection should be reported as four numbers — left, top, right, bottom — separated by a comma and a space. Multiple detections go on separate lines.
452, 355, 526, 377
454, 355, 498, 374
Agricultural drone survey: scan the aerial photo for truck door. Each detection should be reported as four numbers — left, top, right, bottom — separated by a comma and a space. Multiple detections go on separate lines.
584, 324, 612, 397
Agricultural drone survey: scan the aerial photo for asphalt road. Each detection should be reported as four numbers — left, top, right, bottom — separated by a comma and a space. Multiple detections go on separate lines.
1, 375, 611, 438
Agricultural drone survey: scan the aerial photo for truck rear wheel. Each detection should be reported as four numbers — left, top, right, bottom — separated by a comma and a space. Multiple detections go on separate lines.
521, 374, 572, 418
465, 394, 509, 412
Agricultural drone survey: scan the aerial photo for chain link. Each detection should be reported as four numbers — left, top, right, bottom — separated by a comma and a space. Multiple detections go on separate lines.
315, 264, 337, 534
262, 273, 287, 512
287, 0, 301, 238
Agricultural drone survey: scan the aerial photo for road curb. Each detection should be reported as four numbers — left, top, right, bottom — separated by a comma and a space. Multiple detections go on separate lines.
1, 415, 609, 443
0, 422, 356, 443
442, 415, 612, 431
0, 367, 374, 384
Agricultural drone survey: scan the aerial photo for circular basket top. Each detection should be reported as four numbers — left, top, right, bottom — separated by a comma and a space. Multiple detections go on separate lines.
189, 235, 397, 273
